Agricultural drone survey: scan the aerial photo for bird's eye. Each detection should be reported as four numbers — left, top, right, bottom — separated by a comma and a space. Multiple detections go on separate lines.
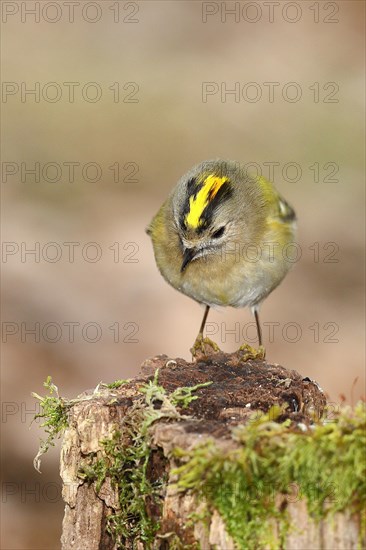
211, 226, 225, 239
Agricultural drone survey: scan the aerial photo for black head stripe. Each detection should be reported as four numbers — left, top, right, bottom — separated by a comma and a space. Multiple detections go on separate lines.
180, 177, 196, 230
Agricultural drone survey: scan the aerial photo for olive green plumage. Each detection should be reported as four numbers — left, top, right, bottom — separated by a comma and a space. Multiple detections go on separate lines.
146, 159, 296, 348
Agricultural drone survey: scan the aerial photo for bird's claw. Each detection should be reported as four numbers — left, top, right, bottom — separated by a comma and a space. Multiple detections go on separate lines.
239, 343, 266, 362
191, 334, 220, 358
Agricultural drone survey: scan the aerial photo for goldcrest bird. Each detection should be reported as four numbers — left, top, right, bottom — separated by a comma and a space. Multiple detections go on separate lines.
146, 159, 296, 358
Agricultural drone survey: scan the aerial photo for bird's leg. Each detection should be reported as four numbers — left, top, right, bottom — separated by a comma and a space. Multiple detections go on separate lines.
254, 308, 263, 347
239, 308, 266, 361
191, 305, 220, 357
199, 304, 210, 336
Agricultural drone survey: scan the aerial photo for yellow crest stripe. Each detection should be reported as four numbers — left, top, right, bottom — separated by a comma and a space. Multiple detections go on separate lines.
185, 175, 228, 228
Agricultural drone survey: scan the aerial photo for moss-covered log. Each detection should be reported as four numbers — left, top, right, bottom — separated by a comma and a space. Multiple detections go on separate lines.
57, 348, 365, 549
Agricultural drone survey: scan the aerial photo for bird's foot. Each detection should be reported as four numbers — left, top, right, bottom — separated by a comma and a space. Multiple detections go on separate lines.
191, 334, 220, 358
239, 343, 266, 362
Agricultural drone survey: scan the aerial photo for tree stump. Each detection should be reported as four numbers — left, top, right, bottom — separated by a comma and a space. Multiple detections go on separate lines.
59, 348, 365, 549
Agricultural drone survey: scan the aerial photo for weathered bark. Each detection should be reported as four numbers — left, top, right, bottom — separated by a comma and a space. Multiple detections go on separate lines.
60, 349, 364, 549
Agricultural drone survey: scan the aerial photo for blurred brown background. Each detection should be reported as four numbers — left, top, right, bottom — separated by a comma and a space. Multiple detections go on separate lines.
1, 1, 365, 548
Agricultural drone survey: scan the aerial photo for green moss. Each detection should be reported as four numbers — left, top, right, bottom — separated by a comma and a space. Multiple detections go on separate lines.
173, 403, 366, 550
80, 428, 160, 546
103, 379, 130, 389
157, 532, 200, 550
78, 370, 212, 549
32, 376, 124, 471
32, 376, 71, 472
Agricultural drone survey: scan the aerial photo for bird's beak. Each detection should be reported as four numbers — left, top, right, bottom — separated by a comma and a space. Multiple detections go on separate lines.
181, 247, 197, 273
